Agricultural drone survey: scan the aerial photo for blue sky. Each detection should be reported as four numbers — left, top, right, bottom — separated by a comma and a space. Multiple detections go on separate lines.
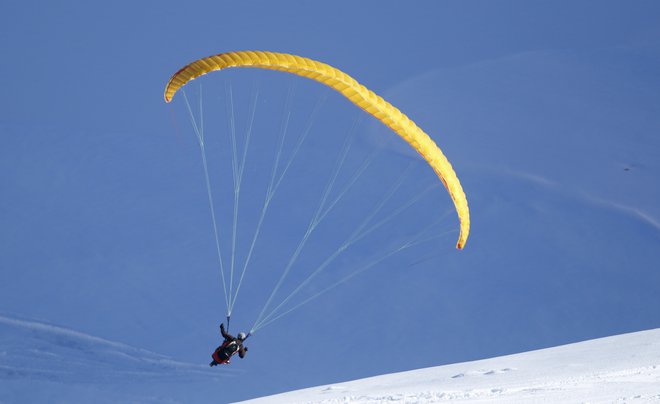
2, 1, 660, 402
3, 0, 658, 134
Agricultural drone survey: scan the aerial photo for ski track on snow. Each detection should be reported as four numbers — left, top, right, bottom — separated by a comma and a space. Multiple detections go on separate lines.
0, 313, 232, 384
478, 164, 660, 234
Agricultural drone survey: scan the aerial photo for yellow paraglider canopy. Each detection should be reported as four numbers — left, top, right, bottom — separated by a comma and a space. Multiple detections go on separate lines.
164, 51, 470, 249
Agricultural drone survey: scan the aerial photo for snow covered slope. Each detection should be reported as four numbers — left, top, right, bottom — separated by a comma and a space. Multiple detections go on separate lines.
238, 328, 660, 403
0, 313, 230, 403
3, 313, 657, 403
2, 6, 660, 402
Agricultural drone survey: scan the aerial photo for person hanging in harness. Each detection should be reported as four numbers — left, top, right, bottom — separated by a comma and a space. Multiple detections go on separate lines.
209, 323, 249, 366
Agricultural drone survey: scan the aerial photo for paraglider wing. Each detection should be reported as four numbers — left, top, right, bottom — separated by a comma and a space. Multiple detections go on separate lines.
164, 51, 470, 249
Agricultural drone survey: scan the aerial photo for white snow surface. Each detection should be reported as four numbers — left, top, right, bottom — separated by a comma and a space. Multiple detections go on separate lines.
3, 312, 659, 403
239, 329, 660, 404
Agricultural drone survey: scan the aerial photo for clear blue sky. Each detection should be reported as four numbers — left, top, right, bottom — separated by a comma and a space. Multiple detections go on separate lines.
2, 1, 660, 402
3, 0, 657, 134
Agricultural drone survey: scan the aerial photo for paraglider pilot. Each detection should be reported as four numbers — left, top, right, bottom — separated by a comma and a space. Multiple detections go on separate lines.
210, 323, 248, 366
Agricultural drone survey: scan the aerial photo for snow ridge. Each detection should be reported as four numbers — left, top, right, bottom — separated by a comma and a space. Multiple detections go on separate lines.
238, 329, 660, 403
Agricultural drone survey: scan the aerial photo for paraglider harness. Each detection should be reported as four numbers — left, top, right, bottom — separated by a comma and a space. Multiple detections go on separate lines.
212, 340, 240, 364
210, 323, 250, 366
